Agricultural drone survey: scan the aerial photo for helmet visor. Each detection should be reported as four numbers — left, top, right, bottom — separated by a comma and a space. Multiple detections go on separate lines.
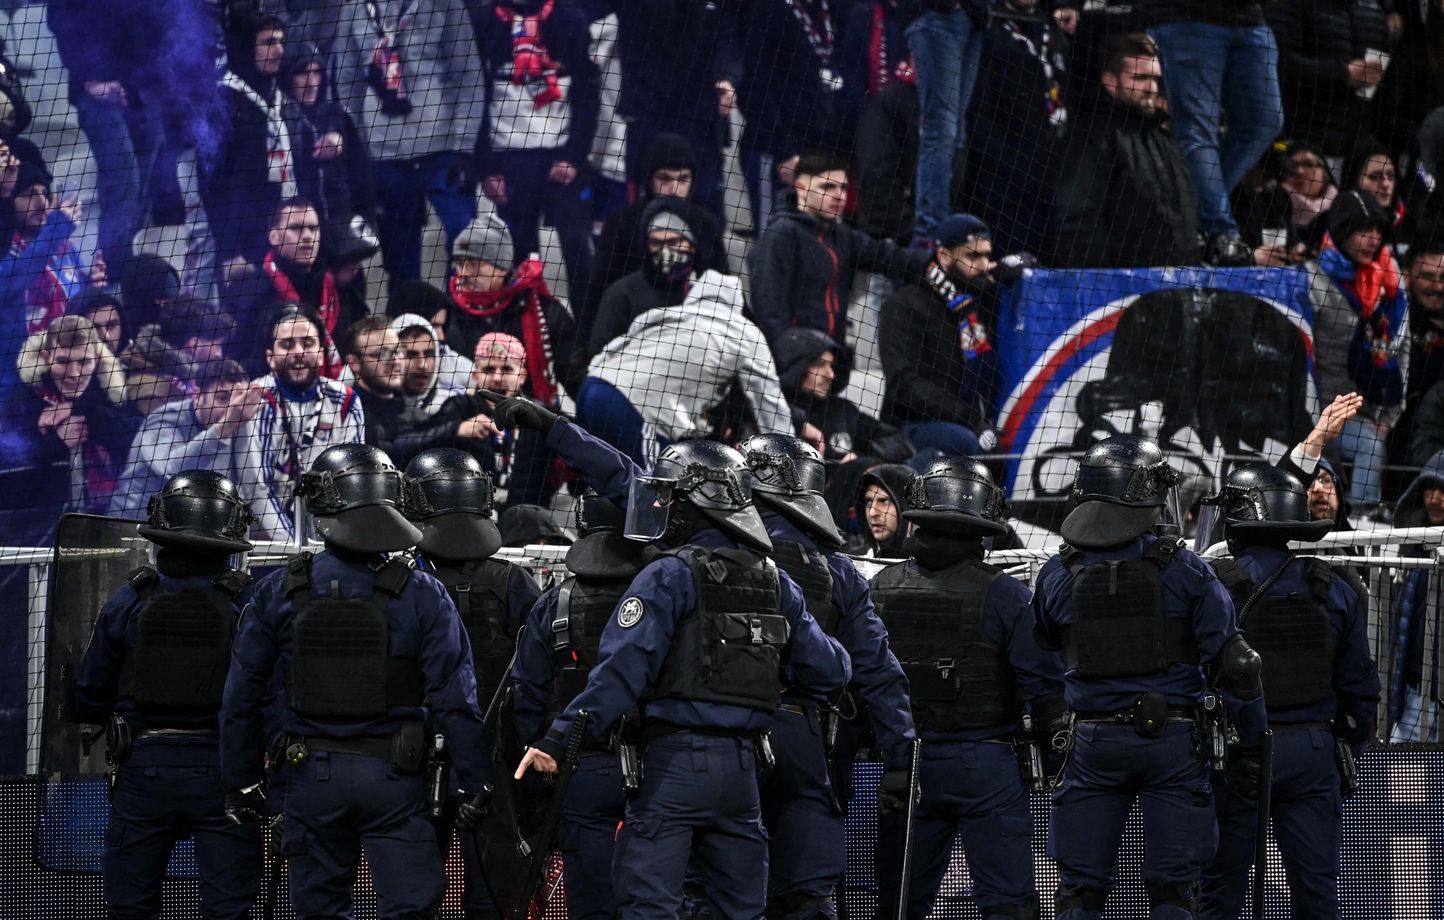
624, 475, 675, 542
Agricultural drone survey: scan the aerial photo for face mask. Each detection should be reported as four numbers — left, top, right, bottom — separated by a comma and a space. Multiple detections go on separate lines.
651, 246, 694, 282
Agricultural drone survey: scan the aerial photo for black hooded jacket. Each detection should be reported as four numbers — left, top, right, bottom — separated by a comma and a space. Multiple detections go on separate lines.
584, 134, 730, 321
280, 45, 377, 241
200, 10, 289, 266
773, 327, 909, 463
585, 197, 705, 362
847, 463, 915, 558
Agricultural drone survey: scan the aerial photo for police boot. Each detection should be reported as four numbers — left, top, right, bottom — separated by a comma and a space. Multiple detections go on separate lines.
1145, 881, 1198, 919
767, 890, 837, 920
984, 894, 1040, 920
1055, 885, 1108, 920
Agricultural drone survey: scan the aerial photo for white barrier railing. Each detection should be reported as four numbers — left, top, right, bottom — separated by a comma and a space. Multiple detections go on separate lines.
17, 527, 1444, 772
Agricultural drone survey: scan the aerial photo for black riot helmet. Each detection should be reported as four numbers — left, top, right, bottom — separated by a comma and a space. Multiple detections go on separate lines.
625, 440, 773, 553
902, 456, 1008, 537
138, 470, 254, 555
300, 444, 422, 553
1061, 435, 1183, 549
575, 488, 625, 538
1210, 462, 1333, 543
403, 448, 502, 560
738, 433, 842, 549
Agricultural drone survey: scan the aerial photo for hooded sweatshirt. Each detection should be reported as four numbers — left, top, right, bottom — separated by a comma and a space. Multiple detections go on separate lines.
586, 270, 793, 441
391, 312, 463, 425
848, 462, 914, 558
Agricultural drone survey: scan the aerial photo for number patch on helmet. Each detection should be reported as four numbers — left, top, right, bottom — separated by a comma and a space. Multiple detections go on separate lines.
617, 597, 645, 629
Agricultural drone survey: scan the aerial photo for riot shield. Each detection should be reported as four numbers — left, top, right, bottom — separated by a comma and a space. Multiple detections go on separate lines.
36, 515, 154, 873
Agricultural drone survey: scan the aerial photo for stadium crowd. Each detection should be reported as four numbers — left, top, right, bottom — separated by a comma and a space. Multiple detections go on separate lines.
0, 0, 1443, 546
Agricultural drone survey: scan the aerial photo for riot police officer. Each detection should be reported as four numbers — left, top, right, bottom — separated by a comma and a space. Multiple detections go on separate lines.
1032, 436, 1266, 920
514, 438, 852, 920
869, 457, 1065, 920
737, 433, 916, 920
220, 444, 491, 919
66, 470, 262, 920
511, 491, 658, 920
1198, 463, 1379, 919
401, 447, 541, 918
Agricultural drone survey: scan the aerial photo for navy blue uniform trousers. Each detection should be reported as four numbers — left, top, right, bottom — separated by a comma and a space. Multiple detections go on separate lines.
279, 751, 443, 919
613, 733, 766, 920
560, 752, 628, 920
1050, 722, 1217, 920
1199, 727, 1343, 920
875, 740, 1036, 920
761, 703, 846, 917
104, 737, 261, 919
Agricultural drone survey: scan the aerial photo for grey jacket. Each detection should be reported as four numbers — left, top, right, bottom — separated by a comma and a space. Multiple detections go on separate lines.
335, 0, 486, 163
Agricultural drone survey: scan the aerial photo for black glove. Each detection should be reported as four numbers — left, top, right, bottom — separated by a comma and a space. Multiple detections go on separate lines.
479, 390, 560, 434
992, 252, 1037, 285
877, 768, 912, 816
1227, 745, 1264, 803
454, 785, 494, 830
224, 784, 267, 826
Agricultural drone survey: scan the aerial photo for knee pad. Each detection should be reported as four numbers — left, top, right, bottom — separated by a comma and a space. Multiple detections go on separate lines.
985, 894, 1041, 920
1146, 880, 1198, 916
1055, 885, 1108, 914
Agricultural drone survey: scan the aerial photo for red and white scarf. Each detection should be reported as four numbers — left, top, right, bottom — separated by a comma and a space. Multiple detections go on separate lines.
496, 0, 563, 109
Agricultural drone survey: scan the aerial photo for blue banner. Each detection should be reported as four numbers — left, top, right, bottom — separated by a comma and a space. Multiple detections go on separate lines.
994, 266, 1320, 502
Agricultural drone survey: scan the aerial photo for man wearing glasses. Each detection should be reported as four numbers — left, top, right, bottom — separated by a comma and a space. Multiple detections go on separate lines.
235, 305, 364, 541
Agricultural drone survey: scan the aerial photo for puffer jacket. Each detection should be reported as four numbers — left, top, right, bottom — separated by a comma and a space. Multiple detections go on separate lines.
1047, 98, 1200, 268
1267, 0, 1391, 156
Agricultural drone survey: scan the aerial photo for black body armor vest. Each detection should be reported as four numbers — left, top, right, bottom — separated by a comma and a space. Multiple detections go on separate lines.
871, 559, 1018, 731
650, 547, 790, 713
435, 558, 516, 699
284, 553, 423, 721
120, 566, 249, 715
1211, 556, 1337, 709
1060, 537, 1200, 679
769, 539, 839, 635
549, 575, 632, 712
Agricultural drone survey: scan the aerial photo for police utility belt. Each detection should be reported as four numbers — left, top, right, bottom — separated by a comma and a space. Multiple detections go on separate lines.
1072, 693, 1200, 740
278, 723, 429, 775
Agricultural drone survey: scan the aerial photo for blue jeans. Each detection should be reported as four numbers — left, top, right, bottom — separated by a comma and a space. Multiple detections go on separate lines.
907, 10, 985, 242
76, 93, 161, 266
904, 421, 981, 459
1050, 721, 1217, 919
1336, 416, 1386, 506
374, 153, 477, 287
1199, 727, 1342, 920
1149, 23, 1283, 238
876, 739, 1037, 919
576, 376, 668, 466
